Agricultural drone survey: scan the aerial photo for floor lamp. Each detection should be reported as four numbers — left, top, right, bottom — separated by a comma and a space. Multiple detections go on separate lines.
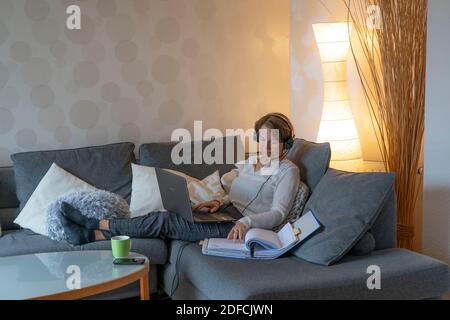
312, 22, 364, 172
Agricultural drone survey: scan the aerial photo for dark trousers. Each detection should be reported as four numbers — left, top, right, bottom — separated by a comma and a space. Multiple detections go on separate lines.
107, 206, 242, 242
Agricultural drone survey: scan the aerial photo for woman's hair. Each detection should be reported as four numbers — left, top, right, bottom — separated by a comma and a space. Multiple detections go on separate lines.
254, 113, 295, 150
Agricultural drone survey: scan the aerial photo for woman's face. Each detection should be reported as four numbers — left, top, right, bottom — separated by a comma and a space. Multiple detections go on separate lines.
258, 124, 284, 162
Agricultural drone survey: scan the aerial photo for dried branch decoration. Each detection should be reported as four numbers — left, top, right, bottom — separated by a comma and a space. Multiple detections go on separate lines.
344, 0, 428, 249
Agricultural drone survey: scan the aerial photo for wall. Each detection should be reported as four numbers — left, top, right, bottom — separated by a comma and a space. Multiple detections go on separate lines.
290, 0, 384, 170
424, 0, 450, 264
0, 0, 290, 166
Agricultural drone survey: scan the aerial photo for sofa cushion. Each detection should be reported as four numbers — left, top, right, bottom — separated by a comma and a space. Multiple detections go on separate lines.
0, 229, 167, 265
161, 240, 450, 300
291, 169, 395, 266
139, 136, 242, 179
11, 143, 135, 209
286, 139, 331, 191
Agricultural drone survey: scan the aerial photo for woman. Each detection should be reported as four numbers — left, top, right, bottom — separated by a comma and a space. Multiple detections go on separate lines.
60, 113, 300, 245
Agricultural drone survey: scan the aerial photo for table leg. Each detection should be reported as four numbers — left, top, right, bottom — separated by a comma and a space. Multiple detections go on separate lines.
140, 273, 150, 300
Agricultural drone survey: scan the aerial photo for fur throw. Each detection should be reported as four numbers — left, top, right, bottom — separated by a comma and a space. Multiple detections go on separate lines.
46, 190, 130, 241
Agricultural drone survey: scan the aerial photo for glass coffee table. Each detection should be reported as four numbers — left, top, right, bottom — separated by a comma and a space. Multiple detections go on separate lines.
0, 251, 150, 300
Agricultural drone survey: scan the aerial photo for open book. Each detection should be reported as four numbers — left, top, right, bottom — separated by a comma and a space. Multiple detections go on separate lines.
201, 210, 321, 260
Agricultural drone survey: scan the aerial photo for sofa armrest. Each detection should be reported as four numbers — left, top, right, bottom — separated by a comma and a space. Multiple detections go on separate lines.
0, 167, 19, 209
0, 208, 20, 231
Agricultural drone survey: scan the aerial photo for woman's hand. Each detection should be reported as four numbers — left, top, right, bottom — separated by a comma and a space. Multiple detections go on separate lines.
192, 200, 221, 213
227, 222, 248, 241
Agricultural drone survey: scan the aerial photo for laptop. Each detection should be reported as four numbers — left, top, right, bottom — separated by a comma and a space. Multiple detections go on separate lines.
155, 168, 238, 223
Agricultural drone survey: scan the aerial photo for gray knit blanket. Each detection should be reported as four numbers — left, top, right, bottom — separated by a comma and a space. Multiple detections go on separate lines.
46, 190, 130, 242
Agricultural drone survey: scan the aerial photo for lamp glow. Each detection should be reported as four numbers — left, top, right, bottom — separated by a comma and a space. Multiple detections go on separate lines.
313, 22, 363, 171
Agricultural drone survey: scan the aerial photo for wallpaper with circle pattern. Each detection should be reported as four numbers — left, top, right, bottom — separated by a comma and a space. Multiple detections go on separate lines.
0, 0, 290, 166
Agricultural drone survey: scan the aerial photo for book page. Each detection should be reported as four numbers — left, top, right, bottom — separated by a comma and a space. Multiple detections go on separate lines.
277, 224, 297, 248
207, 238, 248, 252
245, 228, 282, 250
294, 210, 322, 242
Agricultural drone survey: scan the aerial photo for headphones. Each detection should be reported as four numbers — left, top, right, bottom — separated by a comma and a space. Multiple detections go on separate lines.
254, 113, 296, 151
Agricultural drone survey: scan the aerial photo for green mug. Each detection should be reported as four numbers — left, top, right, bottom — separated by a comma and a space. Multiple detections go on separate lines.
111, 236, 131, 258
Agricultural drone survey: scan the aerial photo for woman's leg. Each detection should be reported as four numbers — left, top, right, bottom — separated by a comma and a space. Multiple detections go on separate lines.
61, 204, 235, 244
106, 212, 168, 239
105, 211, 234, 242
163, 212, 235, 242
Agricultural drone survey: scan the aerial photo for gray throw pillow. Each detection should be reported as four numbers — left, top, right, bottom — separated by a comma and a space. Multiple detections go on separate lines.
11, 143, 135, 210
291, 169, 395, 266
349, 232, 376, 256
46, 190, 130, 241
286, 139, 331, 192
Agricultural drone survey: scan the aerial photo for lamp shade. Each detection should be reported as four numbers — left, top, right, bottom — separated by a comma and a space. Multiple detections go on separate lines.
313, 22, 363, 171
312, 22, 352, 43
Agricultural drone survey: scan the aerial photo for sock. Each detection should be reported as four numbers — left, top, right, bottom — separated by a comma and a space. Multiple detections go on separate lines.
59, 212, 95, 246
60, 202, 99, 230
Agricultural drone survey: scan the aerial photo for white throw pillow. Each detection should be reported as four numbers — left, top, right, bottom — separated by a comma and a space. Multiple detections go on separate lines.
129, 164, 168, 217
129, 164, 227, 218
187, 171, 227, 205
14, 163, 97, 236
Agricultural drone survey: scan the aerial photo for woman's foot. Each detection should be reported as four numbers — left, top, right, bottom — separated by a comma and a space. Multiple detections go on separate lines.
59, 212, 95, 245
60, 202, 99, 230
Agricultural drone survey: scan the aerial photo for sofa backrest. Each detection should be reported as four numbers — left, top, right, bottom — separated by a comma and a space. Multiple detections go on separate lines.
139, 136, 243, 180
0, 167, 20, 230
10, 143, 136, 210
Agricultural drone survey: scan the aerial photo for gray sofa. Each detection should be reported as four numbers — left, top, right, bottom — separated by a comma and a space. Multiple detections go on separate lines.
0, 140, 449, 300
